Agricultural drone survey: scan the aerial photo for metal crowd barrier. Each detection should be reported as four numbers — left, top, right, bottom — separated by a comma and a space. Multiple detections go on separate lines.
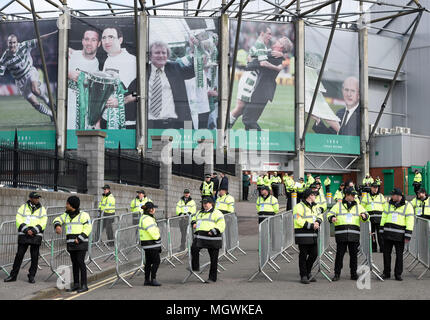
225, 213, 247, 260
182, 215, 212, 283
358, 220, 384, 281
218, 213, 236, 265
280, 211, 296, 262
109, 225, 144, 288
86, 215, 121, 271
311, 212, 332, 282
248, 215, 274, 282
0, 220, 22, 277
167, 215, 190, 265
407, 217, 430, 279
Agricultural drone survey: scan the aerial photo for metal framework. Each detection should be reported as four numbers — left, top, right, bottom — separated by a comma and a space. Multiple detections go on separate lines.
0, 0, 427, 173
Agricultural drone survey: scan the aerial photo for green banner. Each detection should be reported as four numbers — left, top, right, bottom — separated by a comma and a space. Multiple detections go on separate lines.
67, 129, 136, 149
305, 133, 360, 154
0, 130, 56, 149
147, 129, 218, 149
229, 130, 294, 151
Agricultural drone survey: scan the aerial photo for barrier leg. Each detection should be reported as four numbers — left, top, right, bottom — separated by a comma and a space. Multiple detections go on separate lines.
86, 258, 103, 272
267, 260, 279, 272
417, 267, 429, 280
0, 266, 10, 277
248, 269, 273, 282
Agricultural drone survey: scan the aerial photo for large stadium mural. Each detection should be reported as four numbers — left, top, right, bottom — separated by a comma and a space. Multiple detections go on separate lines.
0, 20, 58, 149
147, 17, 219, 149
304, 26, 360, 155
228, 19, 295, 152
66, 16, 137, 149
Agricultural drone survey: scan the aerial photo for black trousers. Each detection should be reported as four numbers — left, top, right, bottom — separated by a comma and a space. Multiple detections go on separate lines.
243, 186, 249, 201
286, 192, 292, 211
297, 192, 304, 203
102, 212, 115, 242
325, 186, 330, 194
334, 241, 359, 276
383, 239, 405, 277
370, 218, 384, 252
242, 102, 267, 130
10, 243, 40, 278
144, 249, 161, 281
272, 184, 280, 199
414, 183, 421, 195
298, 244, 318, 278
179, 217, 188, 251
69, 250, 87, 286
191, 243, 219, 281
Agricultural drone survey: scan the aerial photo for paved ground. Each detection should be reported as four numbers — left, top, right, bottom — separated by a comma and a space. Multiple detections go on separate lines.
1, 200, 429, 300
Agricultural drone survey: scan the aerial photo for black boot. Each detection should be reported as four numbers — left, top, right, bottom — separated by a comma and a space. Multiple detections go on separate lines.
151, 278, 161, 286
66, 283, 80, 292
144, 278, 151, 286
77, 284, 88, 293
28, 274, 35, 284
4, 275, 17, 282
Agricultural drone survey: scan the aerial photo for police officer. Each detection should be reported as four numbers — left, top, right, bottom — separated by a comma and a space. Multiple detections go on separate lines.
328, 187, 369, 281
293, 188, 322, 284
361, 182, 387, 252
215, 187, 235, 214
200, 174, 215, 200
420, 192, 430, 220
284, 173, 295, 211
98, 184, 116, 246
411, 188, 426, 216
256, 174, 265, 196
413, 169, 422, 195
139, 202, 162, 286
176, 189, 197, 251
380, 188, 414, 281
362, 173, 374, 187
311, 182, 327, 214
191, 197, 225, 283
270, 172, 282, 199
324, 176, 331, 194
256, 186, 279, 223
333, 183, 345, 203
130, 190, 152, 225
4, 192, 47, 283
263, 172, 272, 192
54, 196, 92, 293
305, 173, 314, 188
296, 178, 306, 202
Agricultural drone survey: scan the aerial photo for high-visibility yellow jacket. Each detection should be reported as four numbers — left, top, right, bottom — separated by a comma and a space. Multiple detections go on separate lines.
139, 213, 161, 250
315, 192, 327, 212
333, 190, 344, 203
176, 197, 197, 216
263, 175, 271, 186
257, 176, 264, 186
380, 200, 414, 241
421, 198, 430, 219
362, 177, 374, 185
293, 201, 323, 245
375, 178, 381, 186
306, 175, 315, 188
53, 210, 92, 251
16, 202, 47, 245
215, 193, 235, 214
296, 182, 306, 193
201, 181, 214, 196
284, 177, 295, 192
411, 197, 424, 211
324, 177, 331, 187
414, 173, 422, 183
99, 193, 115, 214
256, 195, 279, 216
271, 176, 282, 184
130, 197, 152, 213
328, 201, 369, 242
191, 208, 225, 249
361, 193, 386, 213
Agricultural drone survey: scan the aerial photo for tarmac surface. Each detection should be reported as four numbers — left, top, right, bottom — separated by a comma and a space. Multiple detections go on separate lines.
0, 200, 429, 300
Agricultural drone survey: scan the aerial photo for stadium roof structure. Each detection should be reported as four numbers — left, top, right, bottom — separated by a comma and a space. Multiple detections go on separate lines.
0, 0, 426, 36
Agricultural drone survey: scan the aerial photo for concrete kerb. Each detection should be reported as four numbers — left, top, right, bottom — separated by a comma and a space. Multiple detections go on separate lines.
22, 265, 117, 300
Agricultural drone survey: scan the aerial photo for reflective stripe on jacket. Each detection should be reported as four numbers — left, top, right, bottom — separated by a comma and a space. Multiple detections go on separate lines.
380, 201, 414, 241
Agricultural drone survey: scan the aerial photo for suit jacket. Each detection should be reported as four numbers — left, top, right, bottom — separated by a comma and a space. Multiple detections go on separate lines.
211, 177, 220, 192
219, 177, 229, 191
312, 105, 360, 136
147, 61, 195, 124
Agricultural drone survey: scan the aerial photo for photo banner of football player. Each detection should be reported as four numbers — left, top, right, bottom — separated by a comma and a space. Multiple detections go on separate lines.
305, 26, 360, 155
66, 17, 137, 149
0, 20, 58, 149
147, 17, 219, 149
228, 20, 295, 151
